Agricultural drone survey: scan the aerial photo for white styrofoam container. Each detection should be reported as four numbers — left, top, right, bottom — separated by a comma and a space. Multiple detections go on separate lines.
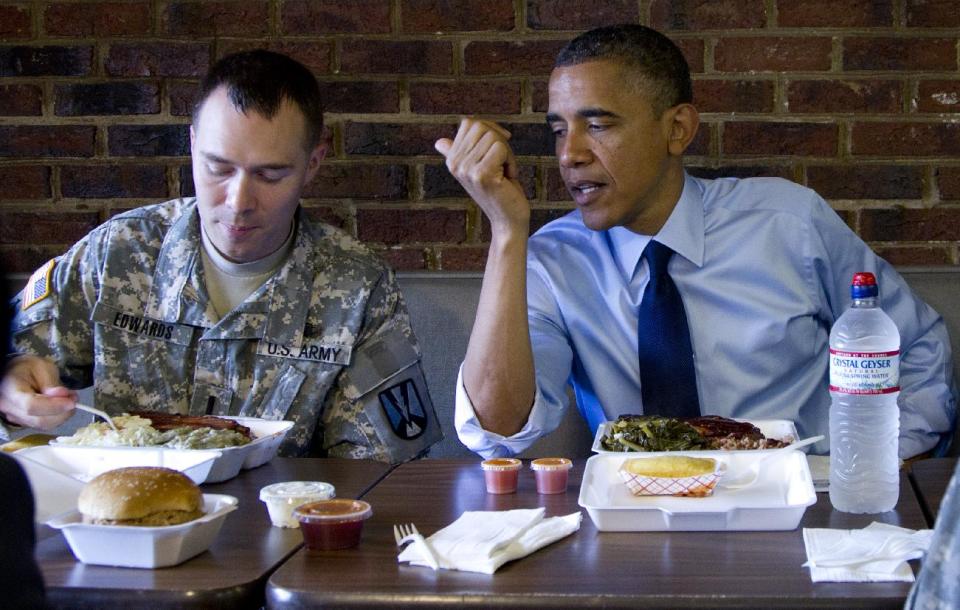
46, 494, 238, 568
52, 416, 294, 483
592, 418, 800, 455
15, 445, 220, 484
578, 451, 817, 531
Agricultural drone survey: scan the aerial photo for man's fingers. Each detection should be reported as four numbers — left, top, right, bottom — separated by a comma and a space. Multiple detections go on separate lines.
434, 138, 453, 157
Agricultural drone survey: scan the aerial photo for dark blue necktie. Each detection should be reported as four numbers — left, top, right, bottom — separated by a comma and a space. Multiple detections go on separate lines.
637, 240, 701, 417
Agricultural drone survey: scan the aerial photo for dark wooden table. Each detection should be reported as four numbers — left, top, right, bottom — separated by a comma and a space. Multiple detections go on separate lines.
37, 457, 393, 609
908, 457, 958, 526
266, 458, 929, 609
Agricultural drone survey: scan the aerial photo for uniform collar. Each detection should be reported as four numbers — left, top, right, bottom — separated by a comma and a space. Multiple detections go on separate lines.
607, 172, 705, 278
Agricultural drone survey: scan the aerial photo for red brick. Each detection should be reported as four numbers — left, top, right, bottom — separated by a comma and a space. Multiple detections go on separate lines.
179, 164, 194, 197
1, 247, 68, 273
318, 81, 399, 114
532, 80, 549, 112
693, 79, 774, 113
0, 84, 42, 116
687, 165, 796, 181
0, 126, 96, 158
675, 38, 705, 74
844, 38, 956, 71
0, 6, 32, 38
872, 245, 953, 266
105, 42, 210, 77
786, 80, 901, 114
529, 0, 639, 30
861, 208, 960, 241
807, 165, 922, 199
0, 166, 51, 199
545, 167, 571, 201
0, 211, 101, 245
715, 37, 832, 72
481, 206, 572, 241
218, 41, 332, 75
852, 122, 960, 156
439, 246, 487, 270
906, 0, 960, 27
410, 81, 521, 115
687, 125, 711, 156
357, 208, 467, 244
44, 2, 151, 36
916, 81, 960, 113
500, 122, 553, 156
170, 81, 198, 116
0, 46, 93, 77
465, 40, 567, 76
723, 122, 838, 156
162, 1, 270, 36
281, 0, 390, 34
423, 164, 536, 200
61, 165, 168, 198
777, 0, 893, 27
301, 205, 349, 231
937, 167, 960, 200
55, 82, 160, 116
344, 122, 452, 156
304, 164, 408, 200
341, 41, 452, 75
379, 247, 429, 271
402, 0, 514, 32
108, 125, 190, 157
651, 0, 764, 30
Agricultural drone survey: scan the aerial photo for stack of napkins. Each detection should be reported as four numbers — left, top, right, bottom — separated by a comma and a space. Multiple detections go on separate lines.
397, 507, 581, 574
803, 522, 933, 582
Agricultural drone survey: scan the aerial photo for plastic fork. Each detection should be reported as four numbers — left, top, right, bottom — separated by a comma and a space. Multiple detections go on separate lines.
75, 403, 119, 433
394, 522, 441, 570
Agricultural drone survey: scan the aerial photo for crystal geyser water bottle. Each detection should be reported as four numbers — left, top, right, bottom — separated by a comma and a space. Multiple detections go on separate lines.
828, 272, 900, 513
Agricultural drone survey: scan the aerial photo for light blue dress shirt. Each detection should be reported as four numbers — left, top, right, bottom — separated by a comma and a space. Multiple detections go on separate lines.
455, 174, 956, 459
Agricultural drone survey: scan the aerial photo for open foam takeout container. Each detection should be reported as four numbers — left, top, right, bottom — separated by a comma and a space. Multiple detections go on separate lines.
51, 416, 294, 483
46, 494, 238, 568
592, 418, 800, 455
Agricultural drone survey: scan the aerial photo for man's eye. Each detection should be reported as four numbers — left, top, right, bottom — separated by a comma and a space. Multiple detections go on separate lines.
206, 164, 232, 177
258, 171, 285, 183
550, 127, 567, 137
587, 123, 607, 132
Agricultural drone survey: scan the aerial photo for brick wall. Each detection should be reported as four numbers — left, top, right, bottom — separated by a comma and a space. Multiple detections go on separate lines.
1, 0, 959, 273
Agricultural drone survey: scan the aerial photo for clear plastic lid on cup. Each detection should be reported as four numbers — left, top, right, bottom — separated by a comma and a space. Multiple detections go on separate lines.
259, 481, 336, 528
530, 457, 573, 494
481, 458, 522, 494
293, 499, 372, 550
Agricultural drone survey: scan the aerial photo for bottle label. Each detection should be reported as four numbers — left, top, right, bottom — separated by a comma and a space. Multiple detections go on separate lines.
829, 349, 900, 394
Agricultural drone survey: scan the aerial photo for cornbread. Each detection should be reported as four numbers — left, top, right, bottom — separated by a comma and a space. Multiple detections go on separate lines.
622, 456, 717, 478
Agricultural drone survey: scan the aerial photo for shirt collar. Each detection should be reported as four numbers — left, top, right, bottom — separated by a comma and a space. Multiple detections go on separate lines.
607, 172, 705, 278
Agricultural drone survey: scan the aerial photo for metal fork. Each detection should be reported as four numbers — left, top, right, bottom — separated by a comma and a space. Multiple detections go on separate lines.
394, 523, 441, 570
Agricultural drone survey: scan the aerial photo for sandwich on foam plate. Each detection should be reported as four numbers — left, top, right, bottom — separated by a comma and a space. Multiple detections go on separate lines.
79, 466, 205, 526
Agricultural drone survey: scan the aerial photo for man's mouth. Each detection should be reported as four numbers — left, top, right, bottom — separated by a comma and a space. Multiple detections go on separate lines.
568, 181, 606, 203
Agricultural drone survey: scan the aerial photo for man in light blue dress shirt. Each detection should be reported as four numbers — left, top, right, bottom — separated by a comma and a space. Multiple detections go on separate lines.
435, 24, 956, 460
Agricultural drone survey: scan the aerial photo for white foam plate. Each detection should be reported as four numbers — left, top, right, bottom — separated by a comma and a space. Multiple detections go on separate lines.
46, 494, 238, 568
591, 418, 799, 455
578, 451, 817, 531
52, 416, 294, 483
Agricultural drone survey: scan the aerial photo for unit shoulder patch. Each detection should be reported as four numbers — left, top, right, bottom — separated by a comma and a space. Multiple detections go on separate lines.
21, 259, 56, 310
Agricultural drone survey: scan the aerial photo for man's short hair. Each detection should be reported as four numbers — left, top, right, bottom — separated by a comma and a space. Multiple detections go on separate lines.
192, 49, 324, 149
555, 24, 692, 116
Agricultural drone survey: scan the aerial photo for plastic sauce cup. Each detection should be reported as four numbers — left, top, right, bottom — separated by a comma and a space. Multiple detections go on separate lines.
294, 499, 372, 550
481, 458, 522, 494
530, 457, 573, 494
259, 481, 336, 528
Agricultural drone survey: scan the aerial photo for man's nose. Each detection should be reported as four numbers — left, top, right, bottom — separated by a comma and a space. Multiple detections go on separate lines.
558, 131, 591, 168
225, 172, 255, 213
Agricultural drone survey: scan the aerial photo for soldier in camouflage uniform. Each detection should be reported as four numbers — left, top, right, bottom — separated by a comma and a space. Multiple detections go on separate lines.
1, 50, 441, 463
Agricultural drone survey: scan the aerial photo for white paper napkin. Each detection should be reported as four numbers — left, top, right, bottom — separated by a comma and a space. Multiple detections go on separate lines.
803, 521, 933, 582
397, 507, 582, 574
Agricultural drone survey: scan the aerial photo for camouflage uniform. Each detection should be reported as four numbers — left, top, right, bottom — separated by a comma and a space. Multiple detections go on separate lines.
5, 198, 441, 462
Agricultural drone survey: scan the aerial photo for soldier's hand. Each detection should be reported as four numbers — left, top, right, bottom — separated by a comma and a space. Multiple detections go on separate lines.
0, 355, 76, 429
435, 118, 530, 238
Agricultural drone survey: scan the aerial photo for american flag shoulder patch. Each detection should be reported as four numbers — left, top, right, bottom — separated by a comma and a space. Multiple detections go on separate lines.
21, 259, 56, 310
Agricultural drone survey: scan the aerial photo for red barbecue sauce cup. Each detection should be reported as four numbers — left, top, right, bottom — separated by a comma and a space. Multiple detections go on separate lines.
294, 499, 372, 550
530, 457, 573, 494
481, 458, 522, 494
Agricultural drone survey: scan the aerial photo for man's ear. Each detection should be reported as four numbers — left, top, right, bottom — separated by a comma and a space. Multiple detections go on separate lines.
665, 103, 699, 156
189, 124, 196, 152
304, 137, 328, 183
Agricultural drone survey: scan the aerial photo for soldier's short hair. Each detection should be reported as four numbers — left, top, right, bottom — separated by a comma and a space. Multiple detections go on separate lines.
555, 24, 692, 117
192, 49, 324, 150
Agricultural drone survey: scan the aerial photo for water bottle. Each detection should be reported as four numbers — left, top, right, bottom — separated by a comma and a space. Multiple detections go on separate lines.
828, 272, 900, 513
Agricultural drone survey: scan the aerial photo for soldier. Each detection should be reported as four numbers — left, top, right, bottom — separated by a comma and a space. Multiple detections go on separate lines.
1, 50, 441, 462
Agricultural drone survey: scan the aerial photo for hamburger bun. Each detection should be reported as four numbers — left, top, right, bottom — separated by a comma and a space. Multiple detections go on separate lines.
78, 466, 204, 526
